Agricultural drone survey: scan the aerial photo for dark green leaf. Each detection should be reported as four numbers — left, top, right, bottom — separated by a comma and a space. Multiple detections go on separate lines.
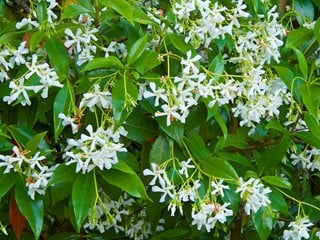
124, 108, 158, 142
134, 50, 161, 74
30, 31, 45, 52
167, 33, 191, 54
53, 81, 75, 143
291, 47, 308, 79
25, 131, 47, 155
72, 172, 96, 232
45, 36, 70, 77
301, 83, 320, 120
127, 34, 147, 66
184, 131, 211, 162
48, 164, 76, 186
155, 229, 189, 238
15, 176, 43, 240
150, 135, 171, 164
314, 17, 320, 44
269, 188, 288, 214
304, 113, 320, 134
208, 54, 224, 77
0, 170, 16, 199
294, 0, 314, 21
36, 1, 48, 24
100, 169, 151, 200
157, 117, 184, 145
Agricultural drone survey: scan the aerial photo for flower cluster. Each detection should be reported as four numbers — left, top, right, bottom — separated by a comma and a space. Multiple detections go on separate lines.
63, 124, 127, 174
283, 216, 314, 240
0, 146, 54, 199
290, 147, 320, 172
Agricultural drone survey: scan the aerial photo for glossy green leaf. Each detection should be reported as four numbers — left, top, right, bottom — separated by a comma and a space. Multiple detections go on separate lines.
45, 36, 70, 77
269, 188, 288, 214
304, 112, 320, 134
0, 171, 16, 199
252, 207, 273, 240
62, 0, 94, 19
155, 229, 189, 238
200, 157, 239, 180
314, 17, 320, 44
101, 0, 133, 22
134, 50, 161, 74
53, 81, 75, 143
25, 131, 47, 155
72, 172, 96, 232
48, 164, 77, 186
81, 56, 124, 72
15, 176, 44, 240
36, 1, 48, 24
112, 159, 136, 175
291, 47, 308, 79
184, 131, 211, 162
30, 31, 45, 52
124, 108, 158, 142
167, 33, 191, 54
127, 34, 147, 66
285, 28, 314, 48
261, 176, 292, 189
100, 169, 151, 200
157, 117, 184, 145
150, 135, 171, 164
301, 83, 320, 120
209, 54, 224, 77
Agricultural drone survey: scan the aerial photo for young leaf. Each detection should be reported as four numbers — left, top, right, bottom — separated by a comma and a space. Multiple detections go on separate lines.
285, 28, 314, 48
291, 47, 308, 80
301, 83, 320, 120
101, 0, 133, 23
100, 169, 151, 201
208, 54, 224, 77
15, 176, 44, 240
61, 0, 94, 19
127, 34, 147, 66
134, 50, 161, 74
72, 172, 96, 232
10, 193, 26, 240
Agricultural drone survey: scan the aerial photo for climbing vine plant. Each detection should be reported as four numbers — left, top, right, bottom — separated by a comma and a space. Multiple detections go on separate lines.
0, 0, 320, 239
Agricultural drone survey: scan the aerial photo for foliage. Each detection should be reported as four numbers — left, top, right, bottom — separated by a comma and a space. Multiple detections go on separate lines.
0, 0, 320, 239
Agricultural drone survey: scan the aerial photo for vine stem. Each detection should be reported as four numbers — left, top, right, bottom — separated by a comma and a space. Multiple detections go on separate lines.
275, 186, 320, 212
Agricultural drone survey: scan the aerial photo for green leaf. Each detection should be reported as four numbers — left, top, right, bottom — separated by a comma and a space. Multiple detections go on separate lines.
304, 112, 320, 134
15, 176, 43, 240
81, 56, 124, 72
257, 133, 289, 175
157, 117, 184, 145
25, 131, 47, 155
134, 50, 161, 74
208, 54, 224, 78
301, 83, 320, 120
314, 17, 320, 44
48, 164, 77, 186
0, 171, 16, 199
72, 172, 96, 232
45, 36, 70, 77
167, 33, 191, 54
294, 0, 314, 21
269, 188, 288, 214
150, 135, 171, 165
290, 47, 308, 79
37, 1, 48, 24
112, 159, 135, 175
100, 169, 151, 200
217, 152, 254, 169
124, 108, 158, 142
62, 0, 94, 19
53, 81, 75, 143
30, 31, 45, 52
112, 78, 138, 128
261, 176, 292, 189
127, 34, 147, 66
184, 131, 211, 162
200, 157, 239, 180
285, 28, 314, 48
101, 0, 133, 23
252, 207, 273, 240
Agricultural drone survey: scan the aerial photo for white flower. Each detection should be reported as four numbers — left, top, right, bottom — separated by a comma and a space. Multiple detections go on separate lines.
211, 180, 230, 197
151, 177, 175, 202
155, 104, 180, 126
11, 41, 29, 65
178, 158, 195, 178
236, 177, 271, 215
181, 50, 201, 75
283, 217, 313, 240
58, 113, 79, 134
143, 82, 168, 106
143, 163, 165, 186
80, 84, 112, 111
